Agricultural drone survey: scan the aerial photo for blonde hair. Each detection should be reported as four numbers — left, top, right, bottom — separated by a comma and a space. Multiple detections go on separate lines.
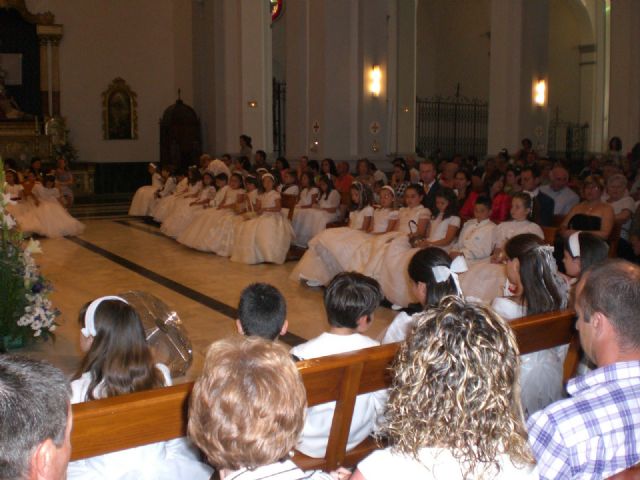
381, 296, 534, 476
188, 337, 306, 471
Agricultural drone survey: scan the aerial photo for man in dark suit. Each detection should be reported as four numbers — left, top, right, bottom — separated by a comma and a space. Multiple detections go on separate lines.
419, 159, 441, 214
521, 165, 555, 227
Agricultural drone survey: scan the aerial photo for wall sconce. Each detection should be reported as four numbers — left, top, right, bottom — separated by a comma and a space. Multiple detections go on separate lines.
247, 100, 258, 108
533, 79, 546, 107
369, 65, 382, 97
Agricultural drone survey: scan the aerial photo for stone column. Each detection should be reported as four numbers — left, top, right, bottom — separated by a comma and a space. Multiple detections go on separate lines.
487, 0, 549, 156
608, 0, 640, 149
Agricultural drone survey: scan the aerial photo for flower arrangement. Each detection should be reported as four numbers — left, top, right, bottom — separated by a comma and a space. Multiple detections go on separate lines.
0, 160, 58, 350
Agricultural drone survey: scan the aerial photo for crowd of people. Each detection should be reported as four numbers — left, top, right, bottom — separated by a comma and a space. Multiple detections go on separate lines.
3, 156, 84, 238
3, 259, 640, 479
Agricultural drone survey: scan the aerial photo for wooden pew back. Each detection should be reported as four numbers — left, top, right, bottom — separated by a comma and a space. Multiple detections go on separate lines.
281, 193, 298, 221
70, 309, 577, 471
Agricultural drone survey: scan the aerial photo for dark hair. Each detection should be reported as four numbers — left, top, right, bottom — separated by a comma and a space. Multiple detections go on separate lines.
0, 356, 70, 479
435, 187, 459, 219
474, 195, 492, 210
255, 150, 267, 162
455, 169, 471, 182
188, 168, 202, 185
608, 136, 622, 152
521, 138, 532, 149
275, 157, 290, 170
317, 174, 335, 200
240, 134, 252, 148
578, 260, 640, 348
231, 172, 245, 188
485, 170, 505, 192
322, 158, 338, 176
300, 171, 315, 188
43, 174, 56, 187
222, 153, 231, 162
564, 232, 609, 275
324, 272, 382, 329
202, 172, 215, 185
238, 283, 286, 340
407, 248, 459, 308
245, 175, 260, 190
30, 157, 41, 166
238, 156, 252, 171
74, 300, 164, 401
405, 183, 425, 198
511, 191, 533, 218
350, 182, 373, 211
215, 173, 229, 183
393, 161, 410, 182
307, 160, 320, 173
521, 165, 541, 178
504, 234, 567, 315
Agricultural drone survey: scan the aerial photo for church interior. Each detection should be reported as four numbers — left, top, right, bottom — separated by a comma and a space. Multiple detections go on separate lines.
2, 0, 640, 478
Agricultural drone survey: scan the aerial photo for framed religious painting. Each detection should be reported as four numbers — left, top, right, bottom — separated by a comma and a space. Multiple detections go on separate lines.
102, 78, 138, 140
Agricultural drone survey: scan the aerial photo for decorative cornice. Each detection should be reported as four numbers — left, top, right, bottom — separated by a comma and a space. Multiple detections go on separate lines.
0, 0, 55, 25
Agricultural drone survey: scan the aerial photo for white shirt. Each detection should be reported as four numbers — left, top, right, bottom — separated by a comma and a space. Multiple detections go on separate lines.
455, 218, 496, 261
210, 184, 228, 207
174, 177, 189, 195
297, 187, 319, 207
492, 220, 543, 250
317, 189, 341, 209
358, 446, 537, 480
371, 208, 398, 233
373, 169, 388, 185
279, 184, 300, 196
223, 460, 331, 480
157, 177, 177, 198
290, 332, 385, 458
540, 185, 580, 216
207, 159, 231, 177
259, 189, 280, 209
5, 183, 23, 199
382, 311, 415, 344
397, 205, 432, 233
428, 214, 461, 244
349, 206, 374, 230
605, 194, 637, 239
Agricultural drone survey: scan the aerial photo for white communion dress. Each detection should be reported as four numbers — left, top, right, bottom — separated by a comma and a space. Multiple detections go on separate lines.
230, 190, 294, 265
290, 206, 375, 285
66, 364, 213, 480
153, 180, 201, 223
161, 185, 218, 239
129, 172, 163, 216
460, 220, 544, 304
291, 189, 341, 247
151, 177, 188, 220
18, 184, 85, 238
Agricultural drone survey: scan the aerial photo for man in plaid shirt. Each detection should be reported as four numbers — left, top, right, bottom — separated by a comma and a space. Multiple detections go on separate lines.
527, 260, 640, 479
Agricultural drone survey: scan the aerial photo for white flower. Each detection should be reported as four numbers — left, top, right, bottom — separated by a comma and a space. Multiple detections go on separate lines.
1, 212, 15, 229
2, 192, 16, 206
25, 238, 42, 255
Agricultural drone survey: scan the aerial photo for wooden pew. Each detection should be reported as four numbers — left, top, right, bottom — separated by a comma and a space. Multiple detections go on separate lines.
607, 464, 640, 479
70, 309, 577, 471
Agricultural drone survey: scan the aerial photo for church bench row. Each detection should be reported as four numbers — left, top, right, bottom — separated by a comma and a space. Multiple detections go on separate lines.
70, 309, 578, 471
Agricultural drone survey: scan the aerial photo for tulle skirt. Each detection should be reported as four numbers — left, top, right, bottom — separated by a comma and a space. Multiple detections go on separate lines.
177, 208, 228, 251
129, 185, 157, 216
520, 345, 568, 417
153, 195, 187, 223
231, 213, 294, 265
18, 199, 84, 238
209, 213, 246, 257
291, 208, 337, 247
161, 203, 206, 239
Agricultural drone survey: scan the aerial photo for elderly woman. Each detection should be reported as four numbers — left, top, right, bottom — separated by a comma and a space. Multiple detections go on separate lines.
352, 296, 537, 479
188, 337, 333, 480
559, 175, 614, 240
604, 174, 637, 256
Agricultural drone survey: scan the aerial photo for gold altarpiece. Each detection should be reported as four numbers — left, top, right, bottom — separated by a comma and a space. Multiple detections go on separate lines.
0, 0, 63, 161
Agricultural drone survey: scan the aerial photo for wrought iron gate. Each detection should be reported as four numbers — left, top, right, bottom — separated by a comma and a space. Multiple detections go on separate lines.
416, 86, 488, 158
273, 78, 286, 157
547, 108, 589, 162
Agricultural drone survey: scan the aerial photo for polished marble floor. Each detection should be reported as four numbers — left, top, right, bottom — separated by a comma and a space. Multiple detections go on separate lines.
21, 217, 396, 383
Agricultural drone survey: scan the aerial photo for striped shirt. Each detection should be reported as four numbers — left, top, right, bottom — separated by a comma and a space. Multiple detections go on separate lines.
527, 360, 640, 479
220, 460, 332, 480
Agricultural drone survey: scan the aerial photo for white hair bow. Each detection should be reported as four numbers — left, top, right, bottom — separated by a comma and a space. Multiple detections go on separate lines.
81, 296, 129, 338
568, 231, 581, 257
432, 255, 468, 296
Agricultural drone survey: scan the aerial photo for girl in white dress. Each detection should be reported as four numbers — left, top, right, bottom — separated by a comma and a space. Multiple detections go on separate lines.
382, 247, 467, 344
416, 187, 460, 251
20, 175, 85, 238
162, 172, 218, 239
154, 168, 201, 223
67, 296, 212, 480
4, 169, 23, 200
460, 192, 544, 303
174, 173, 225, 247
231, 174, 294, 265
178, 173, 246, 254
290, 182, 375, 286
364, 184, 433, 307
147, 166, 177, 216
354, 297, 537, 480
490, 233, 569, 417
129, 163, 163, 216
291, 174, 341, 247
151, 170, 188, 219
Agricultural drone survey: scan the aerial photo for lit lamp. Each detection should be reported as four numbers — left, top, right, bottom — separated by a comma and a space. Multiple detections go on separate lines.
533, 79, 547, 107
369, 65, 382, 97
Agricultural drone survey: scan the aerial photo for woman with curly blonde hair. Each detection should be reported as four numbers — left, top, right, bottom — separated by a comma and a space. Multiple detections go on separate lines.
351, 296, 537, 479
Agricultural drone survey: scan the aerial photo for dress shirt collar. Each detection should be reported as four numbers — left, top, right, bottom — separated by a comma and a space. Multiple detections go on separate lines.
567, 360, 640, 396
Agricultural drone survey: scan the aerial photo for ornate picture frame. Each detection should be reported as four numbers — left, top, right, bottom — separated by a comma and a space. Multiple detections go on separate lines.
102, 78, 138, 140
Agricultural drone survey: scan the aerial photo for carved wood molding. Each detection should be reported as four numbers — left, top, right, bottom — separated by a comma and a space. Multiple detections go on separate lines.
0, 0, 55, 25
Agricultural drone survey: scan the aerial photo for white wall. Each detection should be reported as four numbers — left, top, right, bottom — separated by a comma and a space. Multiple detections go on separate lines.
416, 0, 491, 101
26, 0, 196, 163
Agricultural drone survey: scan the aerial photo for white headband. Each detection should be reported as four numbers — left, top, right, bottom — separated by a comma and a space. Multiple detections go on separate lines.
432, 256, 468, 296
81, 296, 129, 338
568, 231, 581, 257
149, 162, 157, 169
381, 185, 395, 197
262, 173, 275, 182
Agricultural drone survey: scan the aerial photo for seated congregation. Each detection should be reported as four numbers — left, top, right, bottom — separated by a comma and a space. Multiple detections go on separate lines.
3, 260, 640, 479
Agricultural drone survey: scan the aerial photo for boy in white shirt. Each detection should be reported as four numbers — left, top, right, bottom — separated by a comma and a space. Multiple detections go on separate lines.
450, 195, 496, 263
290, 272, 385, 458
